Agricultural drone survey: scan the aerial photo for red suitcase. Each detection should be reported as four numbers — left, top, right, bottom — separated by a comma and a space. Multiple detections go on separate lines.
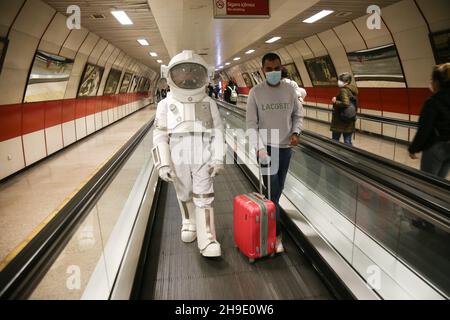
233, 168, 276, 263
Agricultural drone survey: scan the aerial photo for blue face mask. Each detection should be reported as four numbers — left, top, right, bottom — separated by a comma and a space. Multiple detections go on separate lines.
266, 71, 281, 85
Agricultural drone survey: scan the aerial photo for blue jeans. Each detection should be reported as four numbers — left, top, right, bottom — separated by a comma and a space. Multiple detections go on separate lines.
421, 141, 450, 178
260, 146, 292, 236
332, 132, 352, 145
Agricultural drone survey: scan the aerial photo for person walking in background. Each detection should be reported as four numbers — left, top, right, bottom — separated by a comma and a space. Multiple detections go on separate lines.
224, 80, 238, 105
214, 83, 220, 99
246, 52, 303, 253
330, 72, 358, 145
207, 83, 214, 97
409, 63, 450, 179
281, 67, 307, 103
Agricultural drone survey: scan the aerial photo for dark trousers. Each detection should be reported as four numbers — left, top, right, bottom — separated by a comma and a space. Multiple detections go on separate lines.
421, 141, 450, 178
332, 131, 352, 145
260, 146, 293, 236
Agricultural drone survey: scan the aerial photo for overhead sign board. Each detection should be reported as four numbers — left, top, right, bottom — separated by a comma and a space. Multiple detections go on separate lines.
213, 0, 270, 18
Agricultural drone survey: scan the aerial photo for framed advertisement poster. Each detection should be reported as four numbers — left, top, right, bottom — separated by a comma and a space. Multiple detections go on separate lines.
242, 72, 253, 88
24, 50, 74, 102
252, 71, 264, 84
0, 37, 8, 75
304, 55, 338, 87
119, 72, 132, 93
103, 68, 121, 95
430, 29, 450, 64
78, 63, 104, 97
283, 63, 303, 86
347, 44, 405, 87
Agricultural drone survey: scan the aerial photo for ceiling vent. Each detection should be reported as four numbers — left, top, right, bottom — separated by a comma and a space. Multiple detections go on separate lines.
198, 53, 208, 56
90, 14, 106, 20
335, 12, 352, 18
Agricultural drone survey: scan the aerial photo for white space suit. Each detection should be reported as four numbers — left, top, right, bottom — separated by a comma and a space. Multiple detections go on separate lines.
151, 50, 225, 257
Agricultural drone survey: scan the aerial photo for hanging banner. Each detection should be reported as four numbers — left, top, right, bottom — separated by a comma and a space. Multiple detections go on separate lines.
213, 0, 270, 18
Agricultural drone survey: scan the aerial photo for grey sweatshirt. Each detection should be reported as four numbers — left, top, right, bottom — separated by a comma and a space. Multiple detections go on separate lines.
246, 81, 303, 149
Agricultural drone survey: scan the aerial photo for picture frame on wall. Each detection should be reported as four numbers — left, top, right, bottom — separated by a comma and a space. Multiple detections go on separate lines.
347, 44, 405, 88
241, 72, 254, 88
119, 72, 133, 93
251, 70, 264, 84
24, 50, 74, 102
0, 37, 8, 76
78, 63, 104, 97
282, 63, 303, 86
304, 55, 338, 87
103, 68, 121, 95
429, 29, 450, 65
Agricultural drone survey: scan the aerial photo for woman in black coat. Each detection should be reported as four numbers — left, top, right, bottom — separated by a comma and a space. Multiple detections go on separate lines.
409, 63, 450, 179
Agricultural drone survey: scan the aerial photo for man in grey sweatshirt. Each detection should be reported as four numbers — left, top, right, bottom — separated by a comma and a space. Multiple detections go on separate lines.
246, 52, 303, 253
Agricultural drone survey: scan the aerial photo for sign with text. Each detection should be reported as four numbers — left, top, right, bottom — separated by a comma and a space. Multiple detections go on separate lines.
213, 0, 270, 18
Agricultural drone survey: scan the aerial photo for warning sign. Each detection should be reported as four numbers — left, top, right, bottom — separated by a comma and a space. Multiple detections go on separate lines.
214, 0, 270, 18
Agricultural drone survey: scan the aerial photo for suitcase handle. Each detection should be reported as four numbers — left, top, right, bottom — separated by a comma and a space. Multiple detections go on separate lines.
258, 161, 271, 200
251, 192, 266, 201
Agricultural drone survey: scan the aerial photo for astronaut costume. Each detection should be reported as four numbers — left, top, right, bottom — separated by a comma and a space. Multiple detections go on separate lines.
152, 50, 225, 257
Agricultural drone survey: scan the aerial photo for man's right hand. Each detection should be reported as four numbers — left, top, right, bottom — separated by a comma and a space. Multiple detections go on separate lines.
257, 149, 271, 166
159, 166, 175, 182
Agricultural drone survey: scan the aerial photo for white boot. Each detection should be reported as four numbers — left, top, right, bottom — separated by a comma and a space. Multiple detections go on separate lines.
276, 235, 284, 253
178, 200, 196, 243
196, 206, 221, 257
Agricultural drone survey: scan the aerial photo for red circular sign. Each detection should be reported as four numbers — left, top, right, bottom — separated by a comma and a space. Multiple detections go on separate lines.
216, 0, 224, 9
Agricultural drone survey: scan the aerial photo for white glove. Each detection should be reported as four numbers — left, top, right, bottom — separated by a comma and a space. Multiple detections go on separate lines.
209, 160, 224, 177
158, 166, 175, 182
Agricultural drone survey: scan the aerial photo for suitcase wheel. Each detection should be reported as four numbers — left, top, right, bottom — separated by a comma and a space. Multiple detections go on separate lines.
249, 258, 255, 264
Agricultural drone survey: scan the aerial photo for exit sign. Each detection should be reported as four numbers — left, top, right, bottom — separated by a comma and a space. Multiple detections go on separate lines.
213, 0, 270, 18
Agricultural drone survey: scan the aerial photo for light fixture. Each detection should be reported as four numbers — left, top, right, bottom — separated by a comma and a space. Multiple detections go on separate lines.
137, 39, 149, 46
111, 10, 133, 25
245, 49, 255, 54
219, 65, 224, 68
233, 57, 240, 61
265, 36, 281, 44
150, 52, 158, 57
157, 60, 163, 63
303, 10, 334, 23
225, 62, 231, 65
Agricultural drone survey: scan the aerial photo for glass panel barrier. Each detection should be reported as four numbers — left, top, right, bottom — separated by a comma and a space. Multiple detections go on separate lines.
29, 128, 155, 299
219, 104, 449, 299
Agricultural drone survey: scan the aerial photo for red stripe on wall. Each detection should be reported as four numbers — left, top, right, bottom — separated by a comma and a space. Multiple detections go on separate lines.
62, 99, 76, 123
0, 93, 149, 143
22, 102, 45, 135
408, 88, 431, 116
0, 104, 22, 141
45, 100, 62, 128
75, 98, 86, 118
380, 88, 409, 114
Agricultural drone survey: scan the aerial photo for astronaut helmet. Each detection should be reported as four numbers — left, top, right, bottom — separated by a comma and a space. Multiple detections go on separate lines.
161, 50, 214, 102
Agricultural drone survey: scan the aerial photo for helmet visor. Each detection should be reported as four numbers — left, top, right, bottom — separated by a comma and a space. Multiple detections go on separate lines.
169, 63, 208, 89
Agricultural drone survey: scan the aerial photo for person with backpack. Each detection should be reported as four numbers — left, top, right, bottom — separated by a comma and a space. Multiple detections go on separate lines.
225, 80, 238, 105
330, 72, 358, 145
409, 63, 450, 178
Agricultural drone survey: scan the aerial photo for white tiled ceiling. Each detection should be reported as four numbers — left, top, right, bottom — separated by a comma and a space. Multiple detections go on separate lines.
43, 0, 170, 70
43, 0, 403, 71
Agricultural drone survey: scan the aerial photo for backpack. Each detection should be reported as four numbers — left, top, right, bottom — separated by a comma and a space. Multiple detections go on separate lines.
229, 86, 238, 102
339, 89, 357, 122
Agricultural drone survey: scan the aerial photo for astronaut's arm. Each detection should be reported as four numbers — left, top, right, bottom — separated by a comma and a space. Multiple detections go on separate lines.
152, 101, 171, 170
209, 100, 225, 164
